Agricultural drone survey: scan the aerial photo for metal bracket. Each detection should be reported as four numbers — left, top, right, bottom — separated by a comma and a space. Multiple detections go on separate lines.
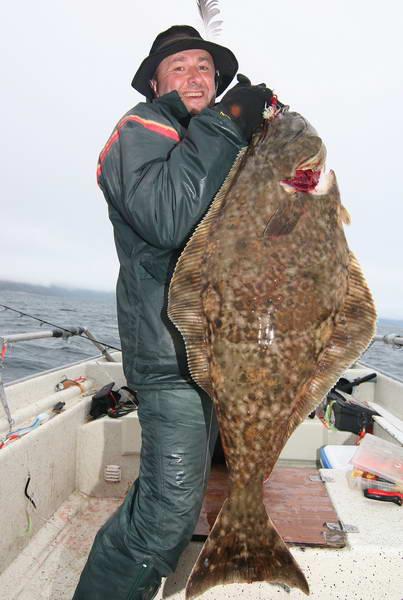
322, 519, 358, 548
309, 473, 334, 483
323, 530, 346, 547
325, 519, 359, 533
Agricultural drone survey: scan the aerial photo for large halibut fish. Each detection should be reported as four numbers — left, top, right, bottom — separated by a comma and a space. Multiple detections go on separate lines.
168, 110, 376, 598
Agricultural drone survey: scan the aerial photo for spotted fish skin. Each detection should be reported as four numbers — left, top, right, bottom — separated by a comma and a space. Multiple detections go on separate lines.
168, 112, 376, 598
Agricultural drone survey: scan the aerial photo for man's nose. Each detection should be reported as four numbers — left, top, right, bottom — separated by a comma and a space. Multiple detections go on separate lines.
187, 66, 202, 84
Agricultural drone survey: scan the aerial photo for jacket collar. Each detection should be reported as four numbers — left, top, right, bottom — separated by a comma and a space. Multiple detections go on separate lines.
152, 91, 190, 122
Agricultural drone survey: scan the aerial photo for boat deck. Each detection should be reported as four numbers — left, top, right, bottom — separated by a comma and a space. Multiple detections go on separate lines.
1, 469, 401, 600
195, 464, 345, 547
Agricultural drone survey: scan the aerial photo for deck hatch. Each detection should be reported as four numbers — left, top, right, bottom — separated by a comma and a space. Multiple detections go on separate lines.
193, 465, 347, 549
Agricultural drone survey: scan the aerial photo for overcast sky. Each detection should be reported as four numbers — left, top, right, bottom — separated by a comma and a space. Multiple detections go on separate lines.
1, 0, 402, 318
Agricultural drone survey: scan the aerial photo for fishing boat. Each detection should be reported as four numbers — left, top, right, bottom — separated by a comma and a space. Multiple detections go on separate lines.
0, 326, 402, 599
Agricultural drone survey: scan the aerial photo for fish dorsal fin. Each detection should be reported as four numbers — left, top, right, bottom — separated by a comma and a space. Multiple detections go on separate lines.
285, 250, 377, 436
168, 147, 247, 396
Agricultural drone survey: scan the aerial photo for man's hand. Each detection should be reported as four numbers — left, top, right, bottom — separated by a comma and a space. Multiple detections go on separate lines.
212, 74, 273, 142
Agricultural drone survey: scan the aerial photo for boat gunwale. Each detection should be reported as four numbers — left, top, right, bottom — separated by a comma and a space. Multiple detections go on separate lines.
3, 351, 122, 388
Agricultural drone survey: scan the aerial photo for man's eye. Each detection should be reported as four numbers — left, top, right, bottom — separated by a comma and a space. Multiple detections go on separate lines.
199, 65, 209, 71
174, 66, 184, 72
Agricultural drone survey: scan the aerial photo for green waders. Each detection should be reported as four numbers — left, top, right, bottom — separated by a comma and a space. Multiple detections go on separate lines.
73, 387, 218, 600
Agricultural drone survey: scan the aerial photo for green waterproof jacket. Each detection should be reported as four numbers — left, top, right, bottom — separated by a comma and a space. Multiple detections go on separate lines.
97, 91, 245, 389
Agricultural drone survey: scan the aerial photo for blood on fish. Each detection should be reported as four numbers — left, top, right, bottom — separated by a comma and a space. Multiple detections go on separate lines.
281, 169, 321, 192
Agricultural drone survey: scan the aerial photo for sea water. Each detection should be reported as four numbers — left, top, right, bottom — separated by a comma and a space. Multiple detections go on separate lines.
0, 289, 402, 384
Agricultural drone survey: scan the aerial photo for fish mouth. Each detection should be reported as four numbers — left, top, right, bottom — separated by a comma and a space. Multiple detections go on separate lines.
280, 146, 334, 195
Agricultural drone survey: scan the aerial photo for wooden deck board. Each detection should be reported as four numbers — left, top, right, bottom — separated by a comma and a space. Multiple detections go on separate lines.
194, 464, 345, 548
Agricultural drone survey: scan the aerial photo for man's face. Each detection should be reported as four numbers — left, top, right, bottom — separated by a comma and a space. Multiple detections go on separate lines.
151, 48, 216, 113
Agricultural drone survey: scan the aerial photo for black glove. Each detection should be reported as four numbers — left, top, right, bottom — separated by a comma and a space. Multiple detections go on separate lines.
212, 74, 273, 142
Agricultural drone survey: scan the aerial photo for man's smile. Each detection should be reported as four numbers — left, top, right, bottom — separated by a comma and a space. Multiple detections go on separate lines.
182, 91, 204, 97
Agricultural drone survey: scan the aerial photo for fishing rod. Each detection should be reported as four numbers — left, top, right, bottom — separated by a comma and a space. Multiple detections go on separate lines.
0, 303, 122, 352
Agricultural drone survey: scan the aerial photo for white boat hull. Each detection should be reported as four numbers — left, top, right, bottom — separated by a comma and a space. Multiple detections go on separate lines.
1, 354, 402, 598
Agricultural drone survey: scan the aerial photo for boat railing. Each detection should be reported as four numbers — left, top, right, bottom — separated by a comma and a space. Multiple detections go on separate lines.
0, 330, 401, 434
372, 334, 403, 349
0, 327, 118, 431
0, 327, 118, 363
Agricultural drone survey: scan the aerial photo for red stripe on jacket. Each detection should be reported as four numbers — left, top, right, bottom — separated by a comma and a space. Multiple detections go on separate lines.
97, 115, 180, 183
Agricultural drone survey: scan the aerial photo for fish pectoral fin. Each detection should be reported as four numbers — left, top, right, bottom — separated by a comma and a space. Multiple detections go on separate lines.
263, 197, 305, 238
186, 497, 309, 600
339, 203, 351, 225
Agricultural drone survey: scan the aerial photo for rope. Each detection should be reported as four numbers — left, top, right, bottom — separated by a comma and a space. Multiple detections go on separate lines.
0, 303, 122, 352
24, 475, 37, 509
324, 399, 338, 431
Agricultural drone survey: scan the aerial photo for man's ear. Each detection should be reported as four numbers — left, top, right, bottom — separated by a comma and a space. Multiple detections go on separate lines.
150, 79, 158, 97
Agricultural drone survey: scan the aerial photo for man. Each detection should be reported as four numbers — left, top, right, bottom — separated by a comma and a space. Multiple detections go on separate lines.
73, 25, 273, 600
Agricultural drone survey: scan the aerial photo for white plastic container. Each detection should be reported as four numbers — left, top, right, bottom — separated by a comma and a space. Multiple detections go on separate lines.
350, 433, 403, 484
345, 470, 398, 492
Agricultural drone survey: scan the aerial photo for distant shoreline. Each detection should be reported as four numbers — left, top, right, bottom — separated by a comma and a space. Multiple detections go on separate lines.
0, 279, 115, 302
0, 279, 401, 323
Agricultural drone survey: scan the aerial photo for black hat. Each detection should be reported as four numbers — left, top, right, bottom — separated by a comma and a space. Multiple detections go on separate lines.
132, 25, 238, 99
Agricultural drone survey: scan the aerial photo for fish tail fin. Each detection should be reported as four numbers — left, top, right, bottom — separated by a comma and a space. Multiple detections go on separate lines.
186, 497, 309, 599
